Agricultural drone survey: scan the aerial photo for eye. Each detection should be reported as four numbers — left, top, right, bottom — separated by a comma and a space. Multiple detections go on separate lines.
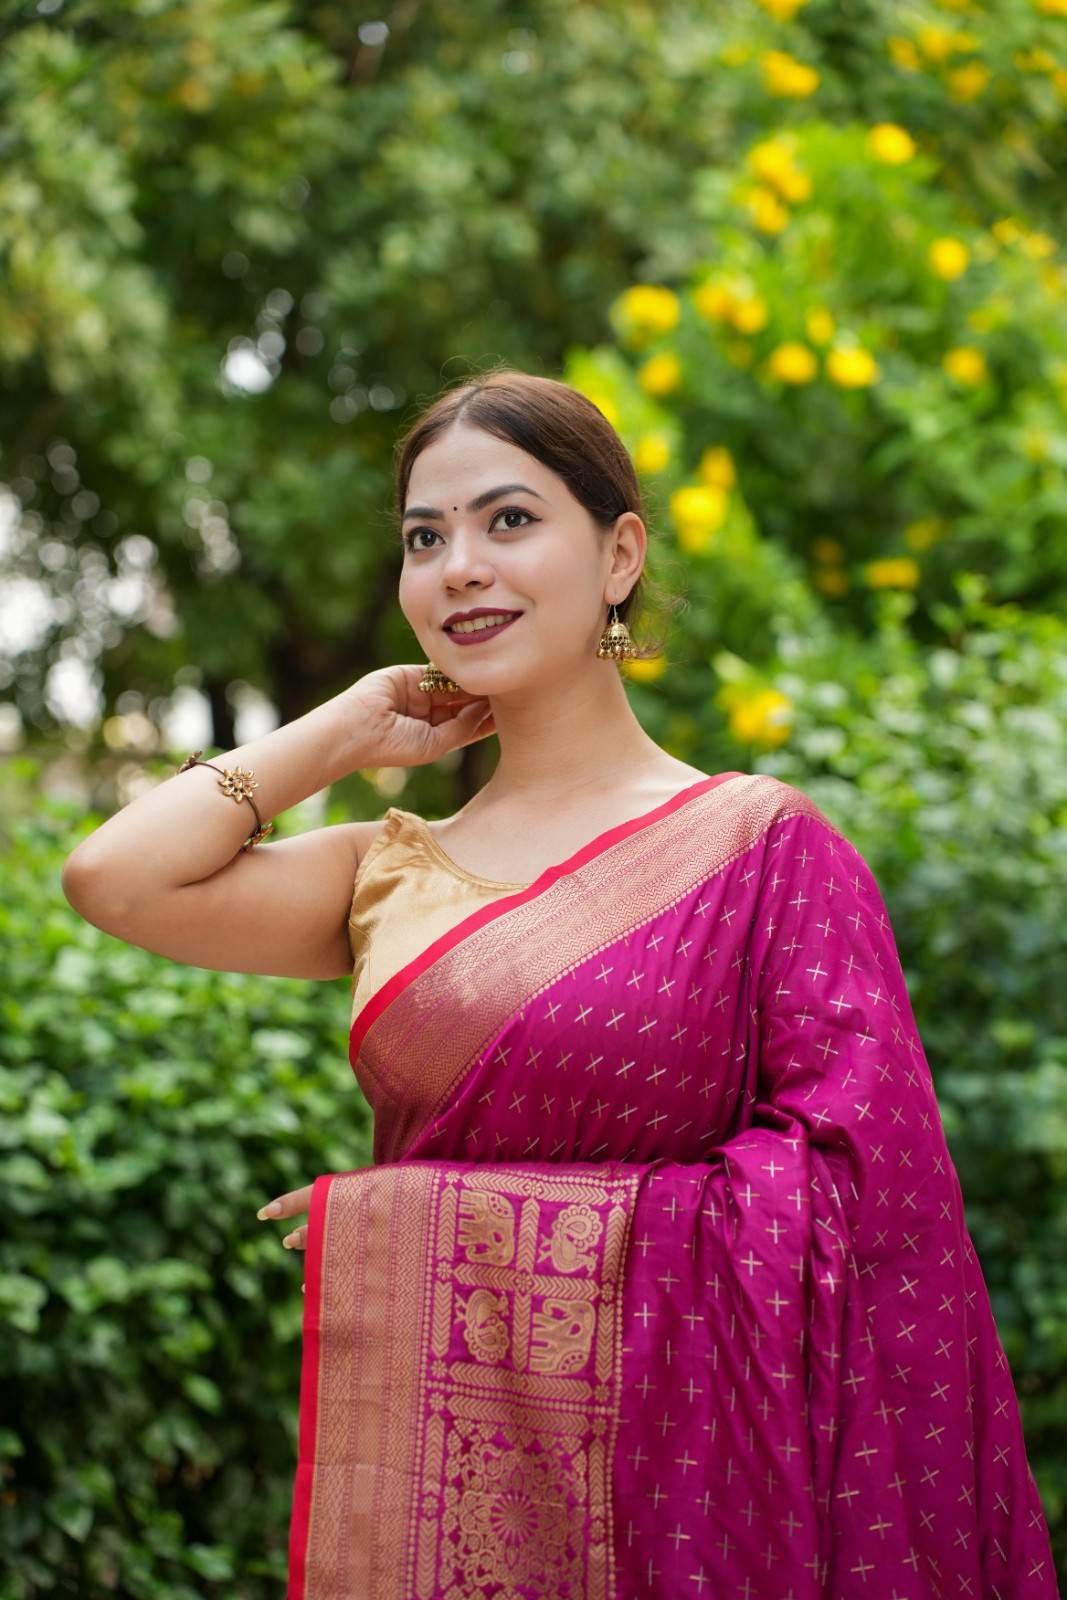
493, 506, 536, 532
402, 526, 440, 552
402, 506, 537, 551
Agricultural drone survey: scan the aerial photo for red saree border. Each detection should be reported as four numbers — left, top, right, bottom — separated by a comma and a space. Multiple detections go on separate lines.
287, 1171, 332, 1600
348, 771, 743, 1062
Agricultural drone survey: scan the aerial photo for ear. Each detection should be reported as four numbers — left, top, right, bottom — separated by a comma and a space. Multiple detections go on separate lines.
609, 511, 647, 591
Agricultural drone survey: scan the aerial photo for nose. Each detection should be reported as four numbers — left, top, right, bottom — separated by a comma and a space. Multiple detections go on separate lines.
440, 525, 494, 587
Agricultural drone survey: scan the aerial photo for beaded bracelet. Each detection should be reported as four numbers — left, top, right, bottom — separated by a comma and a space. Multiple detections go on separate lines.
175, 750, 274, 850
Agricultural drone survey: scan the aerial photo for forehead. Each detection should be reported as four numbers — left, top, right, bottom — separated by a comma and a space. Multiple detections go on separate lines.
405, 424, 552, 500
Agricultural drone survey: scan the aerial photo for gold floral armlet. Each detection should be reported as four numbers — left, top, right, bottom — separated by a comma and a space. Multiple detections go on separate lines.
174, 751, 274, 851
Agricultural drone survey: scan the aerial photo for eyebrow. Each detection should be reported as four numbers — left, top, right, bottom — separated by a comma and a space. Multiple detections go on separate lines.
402, 483, 548, 523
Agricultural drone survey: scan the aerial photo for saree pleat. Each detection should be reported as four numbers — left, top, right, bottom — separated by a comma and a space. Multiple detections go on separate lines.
286, 773, 1056, 1600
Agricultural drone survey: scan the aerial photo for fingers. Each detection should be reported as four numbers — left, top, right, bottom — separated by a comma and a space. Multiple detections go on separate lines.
256, 1183, 313, 1222
449, 702, 496, 747
258, 1186, 312, 1249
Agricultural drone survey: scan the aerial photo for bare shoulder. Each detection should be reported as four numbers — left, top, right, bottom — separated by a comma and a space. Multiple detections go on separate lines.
63, 813, 397, 982
337, 815, 392, 871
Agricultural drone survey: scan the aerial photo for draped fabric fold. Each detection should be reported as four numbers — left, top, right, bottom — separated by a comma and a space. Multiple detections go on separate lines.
286, 773, 1056, 1599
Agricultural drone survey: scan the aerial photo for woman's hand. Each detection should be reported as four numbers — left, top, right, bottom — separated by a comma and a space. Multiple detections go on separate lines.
257, 1184, 313, 1276
337, 664, 496, 770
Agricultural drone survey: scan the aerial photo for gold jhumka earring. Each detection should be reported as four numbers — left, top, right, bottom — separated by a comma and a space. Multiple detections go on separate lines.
417, 662, 463, 694
594, 602, 638, 662
417, 603, 639, 694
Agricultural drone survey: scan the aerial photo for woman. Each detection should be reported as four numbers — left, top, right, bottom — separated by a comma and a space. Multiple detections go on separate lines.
63, 371, 1057, 1599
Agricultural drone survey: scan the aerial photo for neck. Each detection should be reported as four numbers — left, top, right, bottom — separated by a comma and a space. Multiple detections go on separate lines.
475, 663, 667, 806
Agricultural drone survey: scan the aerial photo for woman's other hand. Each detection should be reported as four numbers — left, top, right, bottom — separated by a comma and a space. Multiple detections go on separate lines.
257, 1184, 313, 1250
337, 664, 496, 770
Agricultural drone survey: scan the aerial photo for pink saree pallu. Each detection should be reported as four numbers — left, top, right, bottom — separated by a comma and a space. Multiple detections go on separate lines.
286, 773, 1057, 1599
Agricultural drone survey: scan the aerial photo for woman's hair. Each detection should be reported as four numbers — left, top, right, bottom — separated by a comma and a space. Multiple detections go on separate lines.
391, 365, 685, 660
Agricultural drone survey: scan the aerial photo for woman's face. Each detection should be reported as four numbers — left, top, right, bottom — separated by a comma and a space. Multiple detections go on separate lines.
398, 420, 645, 693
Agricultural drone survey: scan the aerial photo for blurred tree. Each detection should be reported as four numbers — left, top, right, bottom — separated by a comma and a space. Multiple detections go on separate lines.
1, 0, 1064, 765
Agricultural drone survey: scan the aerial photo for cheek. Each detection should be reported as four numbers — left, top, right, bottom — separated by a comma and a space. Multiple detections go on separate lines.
511, 541, 587, 597
397, 570, 426, 621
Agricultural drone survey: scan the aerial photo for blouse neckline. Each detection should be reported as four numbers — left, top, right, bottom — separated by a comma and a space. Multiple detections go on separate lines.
388, 808, 533, 890
387, 774, 729, 895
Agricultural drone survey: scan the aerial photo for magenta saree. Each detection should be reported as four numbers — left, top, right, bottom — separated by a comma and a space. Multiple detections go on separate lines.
286, 772, 1056, 1599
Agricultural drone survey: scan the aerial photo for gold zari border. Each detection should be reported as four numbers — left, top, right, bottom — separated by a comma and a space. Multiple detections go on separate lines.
302, 1161, 641, 1600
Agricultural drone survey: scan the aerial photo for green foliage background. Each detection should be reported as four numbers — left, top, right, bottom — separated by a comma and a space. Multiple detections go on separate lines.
1, 0, 1065, 1593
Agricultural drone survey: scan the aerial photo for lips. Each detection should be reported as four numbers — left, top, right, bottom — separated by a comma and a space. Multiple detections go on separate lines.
444, 613, 522, 645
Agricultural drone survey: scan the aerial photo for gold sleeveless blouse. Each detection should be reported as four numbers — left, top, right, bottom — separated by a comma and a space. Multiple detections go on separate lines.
348, 807, 533, 1026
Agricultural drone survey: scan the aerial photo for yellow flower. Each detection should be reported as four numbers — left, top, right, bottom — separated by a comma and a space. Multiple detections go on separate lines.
928, 237, 971, 280
805, 306, 836, 344
948, 62, 991, 101
692, 279, 736, 322
677, 524, 715, 555
671, 485, 728, 553
766, 341, 819, 383
633, 432, 672, 473
693, 277, 768, 335
747, 136, 795, 182
1049, 68, 1067, 96
867, 123, 917, 164
756, 0, 809, 17
904, 517, 945, 549
731, 294, 770, 334
746, 136, 812, 203
1021, 231, 1056, 259
992, 217, 1023, 246
622, 655, 668, 682
697, 445, 737, 489
728, 688, 794, 748
616, 285, 681, 336
813, 567, 850, 598
746, 186, 791, 233
865, 557, 921, 590
916, 26, 959, 62
826, 346, 881, 387
638, 352, 682, 396
1036, 0, 1067, 14
760, 50, 820, 97
887, 36, 922, 71
583, 391, 621, 427
1041, 264, 1064, 297
1014, 48, 1056, 71
671, 484, 728, 529
810, 536, 845, 562
943, 345, 987, 384
778, 167, 813, 203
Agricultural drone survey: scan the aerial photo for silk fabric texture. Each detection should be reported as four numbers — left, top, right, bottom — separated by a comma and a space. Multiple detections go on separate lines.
286, 772, 1056, 1600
